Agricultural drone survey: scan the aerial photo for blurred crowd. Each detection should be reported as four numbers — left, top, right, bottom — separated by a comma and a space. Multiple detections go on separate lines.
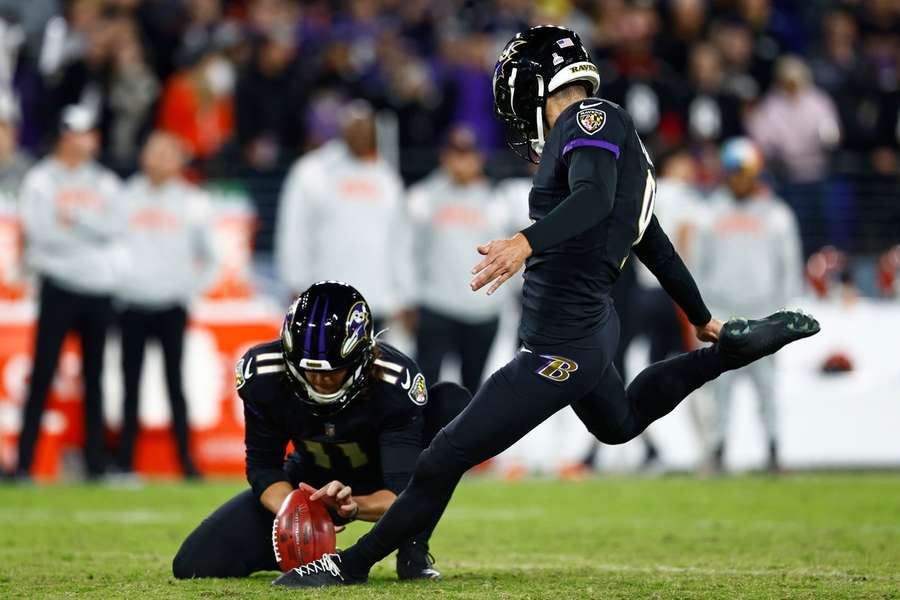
0, 0, 896, 253
0, 0, 898, 480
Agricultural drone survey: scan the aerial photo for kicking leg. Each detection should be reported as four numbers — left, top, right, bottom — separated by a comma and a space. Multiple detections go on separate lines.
573, 345, 729, 445
574, 310, 819, 445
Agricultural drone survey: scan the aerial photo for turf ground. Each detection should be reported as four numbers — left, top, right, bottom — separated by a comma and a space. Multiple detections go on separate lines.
0, 474, 897, 599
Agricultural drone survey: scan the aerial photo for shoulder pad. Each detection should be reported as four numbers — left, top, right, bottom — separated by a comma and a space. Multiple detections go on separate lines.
235, 341, 285, 392
372, 344, 428, 407
558, 98, 628, 161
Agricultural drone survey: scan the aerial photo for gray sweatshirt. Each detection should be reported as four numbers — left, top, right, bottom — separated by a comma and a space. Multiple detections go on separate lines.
116, 175, 219, 309
408, 172, 514, 322
694, 188, 802, 318
19, 157, 125, 295
275, 140, 413, 316
635, 178, 704, 289
0, 152, 33, 207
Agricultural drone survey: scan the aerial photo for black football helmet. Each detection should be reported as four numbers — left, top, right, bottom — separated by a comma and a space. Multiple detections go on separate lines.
281, 281, 375, 415
493, 25, 600, 162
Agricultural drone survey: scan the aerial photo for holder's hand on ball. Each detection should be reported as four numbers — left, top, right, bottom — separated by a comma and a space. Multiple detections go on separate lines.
310, 480, 359, 522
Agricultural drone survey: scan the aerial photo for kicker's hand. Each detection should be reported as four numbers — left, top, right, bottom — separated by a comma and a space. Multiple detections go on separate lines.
471, 233, 533, 295
309, 480, 359, 521
695, 318, 723, 343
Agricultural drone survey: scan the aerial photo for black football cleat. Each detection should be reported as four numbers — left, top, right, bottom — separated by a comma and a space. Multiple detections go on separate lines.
272, 554, 365, 588
718, 309, 820, 367
397, 548, 441, 581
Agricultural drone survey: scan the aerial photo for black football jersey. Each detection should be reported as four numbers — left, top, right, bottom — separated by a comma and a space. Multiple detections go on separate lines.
521, 97, 657, 344
236, 341, 429, 498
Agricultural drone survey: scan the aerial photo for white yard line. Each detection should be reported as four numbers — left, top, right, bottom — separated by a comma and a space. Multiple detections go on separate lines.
450, 559, 899, 582
443, 507, 548, 520
0, 508, 183, 524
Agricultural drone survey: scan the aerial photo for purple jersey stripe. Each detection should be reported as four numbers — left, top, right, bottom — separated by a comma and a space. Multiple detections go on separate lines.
318, 297, 330, 359
303, 297, 319, 358
562, 138, 620, 160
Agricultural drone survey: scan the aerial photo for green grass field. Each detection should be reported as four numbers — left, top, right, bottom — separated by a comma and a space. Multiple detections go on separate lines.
0, 474, 898, 599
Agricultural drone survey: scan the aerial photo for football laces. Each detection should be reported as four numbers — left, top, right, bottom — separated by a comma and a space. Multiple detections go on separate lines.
271, 518, 283, 565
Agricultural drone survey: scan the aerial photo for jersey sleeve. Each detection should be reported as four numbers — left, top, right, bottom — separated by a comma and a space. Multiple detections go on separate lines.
373, 356, 427, 495
236, 355, 291, 500
557, 101, 628, 164
521, 146, 618, 254
520, 102, 631, 254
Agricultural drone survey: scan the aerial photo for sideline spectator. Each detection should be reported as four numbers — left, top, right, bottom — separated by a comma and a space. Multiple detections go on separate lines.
157, 42, 235, 164
408, 125, 505, 394
15, 105, 123, 481
103, 19, 159, 173
235, 27, 305, 172
0, 93, 31, 203
684, 43, 744, 144
114, 132, 219, 479
275, 99, 412, 329
746, 55, 841, 256
694, 138, 803, 473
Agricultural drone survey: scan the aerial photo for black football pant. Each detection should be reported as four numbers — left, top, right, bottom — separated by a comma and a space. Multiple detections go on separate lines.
171, 382, 470, 578
583, 284, 685, 465
116, 305, 194, 474
340, 313, 740, 576
415, 307, 500, 395
16, 278, 111, 478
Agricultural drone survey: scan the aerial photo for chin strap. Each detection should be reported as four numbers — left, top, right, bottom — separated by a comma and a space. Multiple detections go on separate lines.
531, 106, 545, 156
530, 75, 546, 157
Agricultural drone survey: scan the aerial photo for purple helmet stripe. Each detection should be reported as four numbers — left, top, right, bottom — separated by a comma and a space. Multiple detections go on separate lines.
318, 297, 330, 359
303, 296, 320, 358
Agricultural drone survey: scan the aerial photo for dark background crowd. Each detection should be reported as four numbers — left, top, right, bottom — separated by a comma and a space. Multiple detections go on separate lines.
0, 0, 897, 482
0, 0, 898, 262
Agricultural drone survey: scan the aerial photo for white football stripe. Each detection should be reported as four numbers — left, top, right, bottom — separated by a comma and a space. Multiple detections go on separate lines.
257, 365, 286, 374
374, 359, 404, 373
256, 352, 283, 362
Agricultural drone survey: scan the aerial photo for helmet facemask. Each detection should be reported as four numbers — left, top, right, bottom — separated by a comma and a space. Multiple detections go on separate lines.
280, 281, 376, 417
492, 26, 602, 164
283, 346, 374, 416
494, 58, 547, 163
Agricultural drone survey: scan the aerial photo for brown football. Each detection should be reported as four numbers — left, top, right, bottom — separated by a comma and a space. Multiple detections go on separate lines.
272, 483, 336, 572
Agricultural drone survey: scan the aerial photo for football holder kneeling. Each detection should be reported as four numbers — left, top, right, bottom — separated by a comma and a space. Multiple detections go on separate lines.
272, 483, 336, 571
